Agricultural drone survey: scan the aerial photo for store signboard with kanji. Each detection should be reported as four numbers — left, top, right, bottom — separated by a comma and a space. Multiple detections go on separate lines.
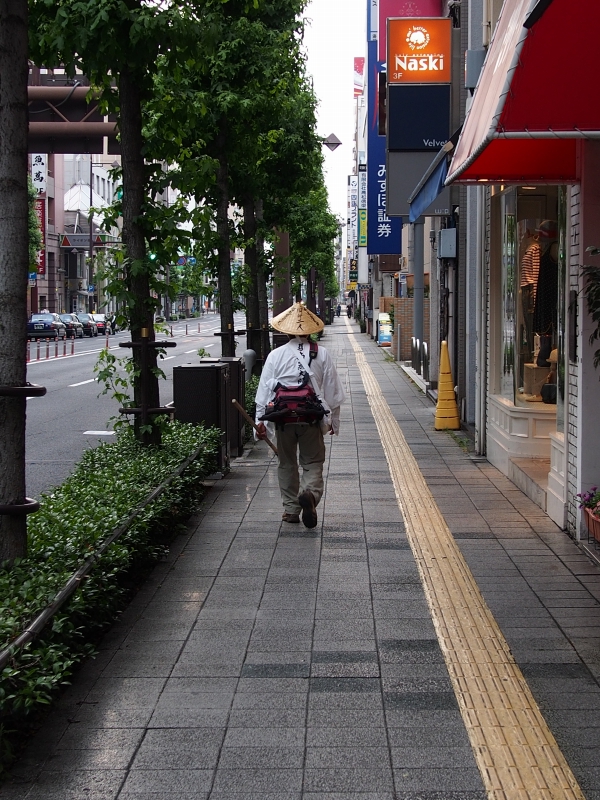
31, 154, 47, 194
366, 39, 401, 255
34, 198, 45, 274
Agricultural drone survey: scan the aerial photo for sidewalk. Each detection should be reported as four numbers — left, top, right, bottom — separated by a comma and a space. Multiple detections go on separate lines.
3, 318, 600, 800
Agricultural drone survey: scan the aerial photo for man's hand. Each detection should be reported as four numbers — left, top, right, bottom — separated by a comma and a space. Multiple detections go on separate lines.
256, 422, 268, 440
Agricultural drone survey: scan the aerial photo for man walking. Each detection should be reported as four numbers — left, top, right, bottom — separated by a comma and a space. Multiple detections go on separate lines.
255, 302, 345, 528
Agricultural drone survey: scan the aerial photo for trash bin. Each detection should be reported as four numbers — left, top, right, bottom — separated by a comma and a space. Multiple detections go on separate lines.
173, 362, 230, 471
219, 357, 245, 458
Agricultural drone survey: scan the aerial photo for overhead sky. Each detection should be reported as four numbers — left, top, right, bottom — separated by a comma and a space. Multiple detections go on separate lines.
303, 0, 366, 227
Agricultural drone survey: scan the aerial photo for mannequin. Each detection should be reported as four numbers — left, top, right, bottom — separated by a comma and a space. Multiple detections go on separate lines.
533, 221, 558, 343
520, 228, 541, 366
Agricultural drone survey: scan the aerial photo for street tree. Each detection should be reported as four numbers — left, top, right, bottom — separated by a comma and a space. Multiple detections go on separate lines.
146, 0, 307, 356
29, 0, 211, 443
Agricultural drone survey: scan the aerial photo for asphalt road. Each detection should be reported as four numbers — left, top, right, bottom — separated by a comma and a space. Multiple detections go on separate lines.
25, 313, 246, 499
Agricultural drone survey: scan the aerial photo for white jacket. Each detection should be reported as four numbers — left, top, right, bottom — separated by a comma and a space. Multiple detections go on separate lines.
255, 337, 346, 436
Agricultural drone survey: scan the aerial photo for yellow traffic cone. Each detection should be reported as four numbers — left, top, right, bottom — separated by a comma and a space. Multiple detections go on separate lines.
435, 340, 460, 430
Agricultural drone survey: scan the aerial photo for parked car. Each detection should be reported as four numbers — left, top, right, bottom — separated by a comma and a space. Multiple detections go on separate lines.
77, 313, 98, 337
59, 313, 84, 339
91, 313, 114, 335
27, 313, 67, 340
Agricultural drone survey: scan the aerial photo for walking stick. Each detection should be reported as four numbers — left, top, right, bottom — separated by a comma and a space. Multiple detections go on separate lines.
232, 398, 278, 456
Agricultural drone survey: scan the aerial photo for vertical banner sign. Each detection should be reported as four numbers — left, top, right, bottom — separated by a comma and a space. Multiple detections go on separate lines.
354, 58, 365, 98
358, 164, 368, 283
31, 153, 47, 194
349, 174, 359, 259
358, 165, 367, 247
367, 39, 401, 255
378, 0, 443, 61
34, 198, 46, 275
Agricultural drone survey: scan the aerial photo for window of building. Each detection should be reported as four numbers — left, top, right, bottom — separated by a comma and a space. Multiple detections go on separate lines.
497, 185, 564, 423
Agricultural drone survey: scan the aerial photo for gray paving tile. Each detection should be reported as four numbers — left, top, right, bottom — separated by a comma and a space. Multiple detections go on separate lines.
132, 729, 223, 770
305, 746, 391, 769
210, 767, 303, 793
227, 709, 308, 727
303, 767, 394, 793
209, 794, 298, 800
302, 794, 394, 800
121, 769, 213, 793
241, 663, 310, 678
393, 768, 484, 792
223, 727, 305, 747
391, 746, 477, 769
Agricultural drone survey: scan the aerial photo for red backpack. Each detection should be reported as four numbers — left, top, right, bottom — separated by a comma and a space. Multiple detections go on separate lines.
259, 342, 326, 429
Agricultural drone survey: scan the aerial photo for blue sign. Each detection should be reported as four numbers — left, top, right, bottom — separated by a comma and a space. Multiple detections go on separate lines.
177, 256, 186, 266
187, 257, 196, 266
367, 39, 401, 255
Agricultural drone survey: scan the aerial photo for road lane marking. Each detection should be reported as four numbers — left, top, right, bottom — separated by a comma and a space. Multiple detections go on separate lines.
185, 350, 198, 354
345, 317, 585, 800
83, 431, 115, 436
69, 378, 96, 387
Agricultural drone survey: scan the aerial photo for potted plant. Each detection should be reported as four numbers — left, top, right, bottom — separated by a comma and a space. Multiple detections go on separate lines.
577, 486, 600, 542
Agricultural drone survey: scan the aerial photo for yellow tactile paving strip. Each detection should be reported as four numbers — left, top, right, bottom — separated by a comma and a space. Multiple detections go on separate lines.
345, 321, 585, 800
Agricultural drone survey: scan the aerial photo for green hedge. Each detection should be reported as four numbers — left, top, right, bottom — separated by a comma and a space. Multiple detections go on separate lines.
0, 421, 220, 772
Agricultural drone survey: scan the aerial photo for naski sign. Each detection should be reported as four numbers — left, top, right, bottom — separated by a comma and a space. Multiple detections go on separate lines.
387, 18, 451, 84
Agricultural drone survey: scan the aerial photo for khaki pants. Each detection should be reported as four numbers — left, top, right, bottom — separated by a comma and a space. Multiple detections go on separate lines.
276, 423, 326, 514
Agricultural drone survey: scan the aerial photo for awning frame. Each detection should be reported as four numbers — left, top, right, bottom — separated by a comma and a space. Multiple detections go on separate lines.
446, 7, 530, 184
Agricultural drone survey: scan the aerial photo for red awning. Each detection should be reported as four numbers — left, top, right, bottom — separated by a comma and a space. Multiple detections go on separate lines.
447, 0, 600, 184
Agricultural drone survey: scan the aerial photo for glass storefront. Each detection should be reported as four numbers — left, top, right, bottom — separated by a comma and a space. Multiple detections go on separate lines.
497, 185, 566, 428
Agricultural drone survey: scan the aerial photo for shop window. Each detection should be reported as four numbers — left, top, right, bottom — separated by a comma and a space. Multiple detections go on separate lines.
498, 186, 564, 415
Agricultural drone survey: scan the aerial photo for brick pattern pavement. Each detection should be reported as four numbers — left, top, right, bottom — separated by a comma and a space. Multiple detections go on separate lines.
2, 319, 599, 799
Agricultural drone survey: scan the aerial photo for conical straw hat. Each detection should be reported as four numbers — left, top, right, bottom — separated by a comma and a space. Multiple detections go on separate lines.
271, 302, 324, 336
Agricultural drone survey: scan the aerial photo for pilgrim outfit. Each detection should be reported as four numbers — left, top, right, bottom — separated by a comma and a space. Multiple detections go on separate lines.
255, 303, 345, 527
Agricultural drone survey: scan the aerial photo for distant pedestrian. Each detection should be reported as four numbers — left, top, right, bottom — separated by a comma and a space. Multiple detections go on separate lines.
347, 304, 352, 318
336, 304, 341, 317
255, 302, 345, 528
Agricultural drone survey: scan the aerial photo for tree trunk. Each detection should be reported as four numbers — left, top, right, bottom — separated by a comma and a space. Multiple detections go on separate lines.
216, 120, 235, 356
0, 0, 29, 561
255, 199, 270, 362
306, 267, 317, 314
318, 279, 325, 322
243, 197, 261, 360
119, 66, 161, 446
273, 230, 291, 315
